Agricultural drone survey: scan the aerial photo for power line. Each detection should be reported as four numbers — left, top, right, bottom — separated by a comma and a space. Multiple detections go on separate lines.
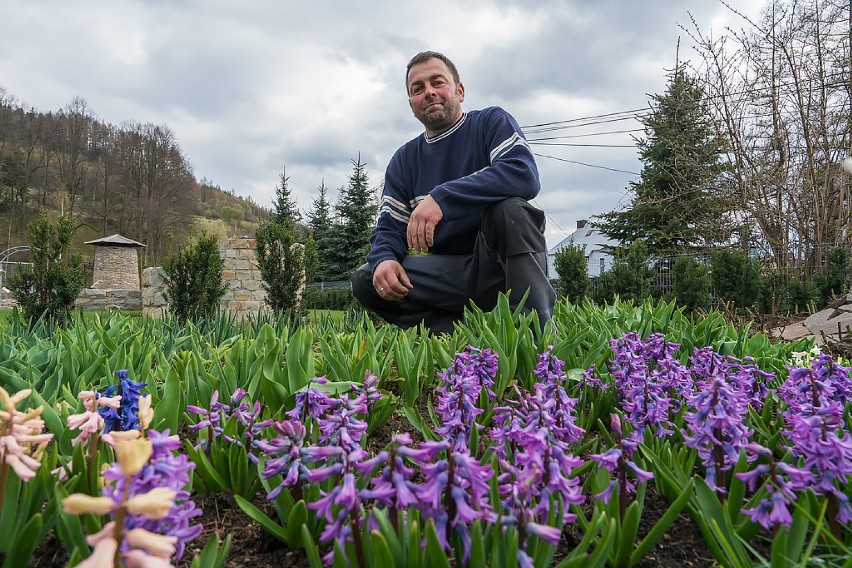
530, 198, 573, 242
533, 152, 640, 175
526, 128, 644, 141
519, 73, 849, 135
529, 142, 636, 148
523, 108, 647, 130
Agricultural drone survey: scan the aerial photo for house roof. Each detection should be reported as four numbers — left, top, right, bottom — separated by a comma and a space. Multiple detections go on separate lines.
548, 224, 617, 256
84, 234, 147, 248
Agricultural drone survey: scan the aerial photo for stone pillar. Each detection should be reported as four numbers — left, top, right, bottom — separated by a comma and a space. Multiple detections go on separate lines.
92, 246, 141, 289
141, 267, 169, 318
218, 238, 271, 319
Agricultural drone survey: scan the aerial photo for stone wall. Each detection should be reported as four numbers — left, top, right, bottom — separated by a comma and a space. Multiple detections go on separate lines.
140, 238, 271, 320
76, 289, 142, 311
219, 237, 270, 318
92, 246, 141, 289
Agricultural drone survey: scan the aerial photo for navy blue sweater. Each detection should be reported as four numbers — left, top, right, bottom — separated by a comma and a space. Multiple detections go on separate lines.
367, 106, 540, 271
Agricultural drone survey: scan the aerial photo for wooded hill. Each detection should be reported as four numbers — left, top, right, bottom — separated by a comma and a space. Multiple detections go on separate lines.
0, 89, 270, 267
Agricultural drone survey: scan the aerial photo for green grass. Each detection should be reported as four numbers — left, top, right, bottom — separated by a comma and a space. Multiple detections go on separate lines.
0, 307, 345, 331
306, 308, 346, 323
0, 308, 13, 329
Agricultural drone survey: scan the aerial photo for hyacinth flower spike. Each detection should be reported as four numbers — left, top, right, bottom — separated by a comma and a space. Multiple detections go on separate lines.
682, 351, 756, 497
0, 387, 54, 514
63, 437, 178, 567
590, 414, 653, 520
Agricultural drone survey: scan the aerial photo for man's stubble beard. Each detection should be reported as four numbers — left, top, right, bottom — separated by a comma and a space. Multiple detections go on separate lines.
420, 99, 460, 134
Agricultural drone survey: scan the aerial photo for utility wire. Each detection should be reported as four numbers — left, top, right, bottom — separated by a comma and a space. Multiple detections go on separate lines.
532, 152, 640, 176
530, 142, 636, 148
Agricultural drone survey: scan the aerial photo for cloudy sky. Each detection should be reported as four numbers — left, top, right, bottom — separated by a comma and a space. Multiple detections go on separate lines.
0, 0, 766, 249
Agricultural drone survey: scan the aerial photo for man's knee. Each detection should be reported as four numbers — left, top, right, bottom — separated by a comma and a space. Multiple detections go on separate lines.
350, 264, 374, 303
480, 197, 547, 256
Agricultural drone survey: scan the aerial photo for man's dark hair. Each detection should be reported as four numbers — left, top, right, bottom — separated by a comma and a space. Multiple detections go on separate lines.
405, 51, 460, 92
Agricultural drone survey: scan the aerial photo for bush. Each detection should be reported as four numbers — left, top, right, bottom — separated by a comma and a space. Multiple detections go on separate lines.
162, 231, 228, 321
757, 270, 792, 315
786, 277, 816, 314
710, 249, 761, 312
255, 219, 316, 316
672, 255, 711, 313
593, 240, 653, 304
7, 214, 85, 324
553, 243, 589, 303
813, 247, 850, 306
302, 286, 359, 311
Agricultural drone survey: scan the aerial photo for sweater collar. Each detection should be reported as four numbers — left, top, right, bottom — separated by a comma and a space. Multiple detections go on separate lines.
424, 113, 466, 143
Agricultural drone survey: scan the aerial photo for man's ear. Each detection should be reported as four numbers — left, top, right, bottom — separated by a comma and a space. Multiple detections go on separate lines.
457, 82, 465, 103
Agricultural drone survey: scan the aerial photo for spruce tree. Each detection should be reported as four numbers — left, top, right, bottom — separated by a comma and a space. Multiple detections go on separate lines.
306, 180, 335, 282
326, 156, 377, 281
272, 167, 301, 224
594, 63, 729, 254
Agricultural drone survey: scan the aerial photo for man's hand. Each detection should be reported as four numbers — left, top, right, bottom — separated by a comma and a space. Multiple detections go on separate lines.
373, 259, 413, 301
407, 195, 443, 253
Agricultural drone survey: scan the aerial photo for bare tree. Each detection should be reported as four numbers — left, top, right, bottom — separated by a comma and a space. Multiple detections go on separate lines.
115, 122, 194, 264
686, 0, 851, 267
55, 96, 95, 218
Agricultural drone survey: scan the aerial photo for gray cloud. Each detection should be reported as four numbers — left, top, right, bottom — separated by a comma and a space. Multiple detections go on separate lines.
0, 0, 767, 248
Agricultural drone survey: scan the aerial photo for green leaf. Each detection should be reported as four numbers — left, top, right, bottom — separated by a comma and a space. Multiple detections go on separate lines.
184, 441, 228, 492
192, 533, 233, 568
371, 532, 395, 568
153, 363, 182, 433
615, 501, 640, 567
630, 479, 694, 566
1, 513, 42, 568
371, 508, 404, 565
578, 517, 617, 568
332, 540, 349, 568
693, 478, 751, 568
285, 500, 308, 548
785, 501, 810, 565
402, 406, 439, 441
424, 520, 451, 568
52, 484, 90, 559
302, 525, 323, 568
233, 495, 287, 542
469, 520, 486, 568
407, 516, 422, 568
228, 441, 253, 498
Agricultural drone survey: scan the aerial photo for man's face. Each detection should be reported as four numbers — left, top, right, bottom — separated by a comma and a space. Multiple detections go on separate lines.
407, 58, 465, 137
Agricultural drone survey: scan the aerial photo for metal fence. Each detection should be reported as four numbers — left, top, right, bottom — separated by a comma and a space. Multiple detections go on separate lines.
585, 244, 850, 308
0, 261, 31, 305
307, 280, 351, 291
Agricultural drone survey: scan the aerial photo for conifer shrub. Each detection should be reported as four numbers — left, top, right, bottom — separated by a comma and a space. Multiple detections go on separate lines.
7, 214, 85, 324
710, 249, 761, 312
757, 269, 792, 315
162, 231, 228, 321
255, 219, 316, 316
553, 243, 589, 303
593, 240, 653, 304
813, 247, 850, 306
302, 286, 359, 311
672, 255, 711, 313
786, 276, 816, 315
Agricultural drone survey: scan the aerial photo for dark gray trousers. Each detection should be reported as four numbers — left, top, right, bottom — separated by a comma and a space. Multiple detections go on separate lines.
350, 197, 555, 334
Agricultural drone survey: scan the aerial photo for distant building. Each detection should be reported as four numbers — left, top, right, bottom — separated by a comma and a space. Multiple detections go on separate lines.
84, 234, 146, 290
547, 220, 618, 278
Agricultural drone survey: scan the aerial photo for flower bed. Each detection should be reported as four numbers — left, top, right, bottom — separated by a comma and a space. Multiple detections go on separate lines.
1, 298, 850, 567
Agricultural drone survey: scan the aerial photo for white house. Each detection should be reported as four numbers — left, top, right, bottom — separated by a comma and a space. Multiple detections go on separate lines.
547, 220, 618, 278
